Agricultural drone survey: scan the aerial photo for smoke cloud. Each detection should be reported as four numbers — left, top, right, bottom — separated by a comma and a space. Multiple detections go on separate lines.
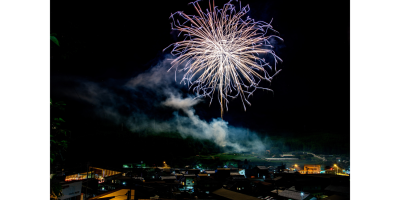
68, 55, 267, 153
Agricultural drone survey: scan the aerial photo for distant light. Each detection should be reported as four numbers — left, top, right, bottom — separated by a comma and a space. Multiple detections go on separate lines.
301, 192, 304, 196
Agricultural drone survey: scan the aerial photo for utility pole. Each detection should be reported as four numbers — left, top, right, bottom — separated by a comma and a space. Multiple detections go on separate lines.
86, 162, 90, 200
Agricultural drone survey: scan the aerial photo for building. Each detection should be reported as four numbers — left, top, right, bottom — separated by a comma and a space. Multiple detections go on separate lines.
252, 180, 274, 196
160, 175, 176, 183
196, 175, 221, 194
88, 188, 134, 200
213, 188, 260, 200
224, 176, 251, 193
187, 169, 200, 175
277, 189, 310, 200
204, 170, 216, 177
255, 166, 269, 179
175, 174, 197, 190
58, 180, 83, 200
301, 165, 322, 174
215, 168, 231, 181
65, 166, 121, 183
324, 184, 350, 198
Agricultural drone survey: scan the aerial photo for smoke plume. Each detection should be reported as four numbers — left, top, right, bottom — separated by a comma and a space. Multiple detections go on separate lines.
66, 55, 267, 153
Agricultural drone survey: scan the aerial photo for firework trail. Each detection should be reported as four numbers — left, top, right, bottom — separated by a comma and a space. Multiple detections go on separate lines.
164, 0, 283, 118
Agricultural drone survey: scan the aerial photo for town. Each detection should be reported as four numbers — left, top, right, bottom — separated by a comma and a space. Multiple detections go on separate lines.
51, 151, 350, 200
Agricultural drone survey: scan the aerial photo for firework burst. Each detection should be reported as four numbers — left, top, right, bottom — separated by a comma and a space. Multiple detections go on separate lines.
164, 0, 283, 118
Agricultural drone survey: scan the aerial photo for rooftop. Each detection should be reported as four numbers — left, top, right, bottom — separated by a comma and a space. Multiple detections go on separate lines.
278, 190, 310, 200
213, 188, 260, 200
198, 174, 209, 176
256, 166, 268, 170
160, 176, 176, 180
325, 185, 350, 194
175, 174, 196, 177
89, 188, 133, 200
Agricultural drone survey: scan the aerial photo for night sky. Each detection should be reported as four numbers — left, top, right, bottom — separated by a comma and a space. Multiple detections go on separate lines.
50, 0, 350, 140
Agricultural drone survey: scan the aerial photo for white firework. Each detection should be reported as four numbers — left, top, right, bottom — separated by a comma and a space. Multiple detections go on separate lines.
164, 0, 283, 118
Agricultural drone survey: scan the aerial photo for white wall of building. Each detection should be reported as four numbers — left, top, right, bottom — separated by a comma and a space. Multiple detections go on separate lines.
59, 181, 82, 200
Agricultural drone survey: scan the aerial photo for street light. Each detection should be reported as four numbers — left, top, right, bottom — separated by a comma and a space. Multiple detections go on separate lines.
301, 192, 304, 200
334, 164, 338, 175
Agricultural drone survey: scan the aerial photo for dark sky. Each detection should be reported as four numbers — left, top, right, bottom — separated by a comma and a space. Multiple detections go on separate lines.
50, 0, 349, 138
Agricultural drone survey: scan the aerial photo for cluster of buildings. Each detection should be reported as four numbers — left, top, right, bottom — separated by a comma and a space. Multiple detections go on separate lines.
51, 161, 350, 200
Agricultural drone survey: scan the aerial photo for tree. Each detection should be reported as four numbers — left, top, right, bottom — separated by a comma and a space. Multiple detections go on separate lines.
50, 99, 69, 165
50, 99, 70, 199
51, 33, 60, 46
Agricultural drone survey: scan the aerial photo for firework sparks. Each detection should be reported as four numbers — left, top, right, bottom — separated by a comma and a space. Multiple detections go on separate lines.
164, 0, 283, 118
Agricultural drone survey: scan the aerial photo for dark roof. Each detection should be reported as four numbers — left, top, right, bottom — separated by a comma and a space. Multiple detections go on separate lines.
213, 188, 260, 200
278, 190, 310, 200
305, 174, 339, 179
88, 188, 132, 200
175, 174, 196, 177
160, 176, 176, 180
143, 180, 165, 184
253, 181, 272, 186
248, 178, 264, 182
114, 176, 143, 180
231, 176, 247, 180
256, 166, 268, 170
324, 194, 350, 200
197, 174, 209, 176
60, 180, 83, 185
324, 185, 350, 194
